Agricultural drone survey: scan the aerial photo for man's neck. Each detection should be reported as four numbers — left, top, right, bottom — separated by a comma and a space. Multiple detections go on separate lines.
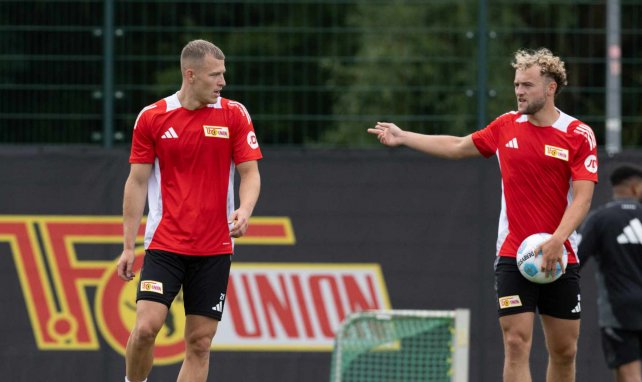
613, 186, 640, 202
177, 88, 206, 111
527, 106, 560, 127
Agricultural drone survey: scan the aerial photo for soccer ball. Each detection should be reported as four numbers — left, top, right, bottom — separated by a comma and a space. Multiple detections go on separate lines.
516, 233, 568, 284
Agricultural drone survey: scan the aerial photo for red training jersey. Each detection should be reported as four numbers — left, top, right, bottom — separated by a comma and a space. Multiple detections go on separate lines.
472, 110, 598, 264
130, 93, 263, 256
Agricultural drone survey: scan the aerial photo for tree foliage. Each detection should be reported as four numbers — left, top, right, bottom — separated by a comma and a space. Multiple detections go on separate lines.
322, 1, 476, 146
1, 0, 641, 147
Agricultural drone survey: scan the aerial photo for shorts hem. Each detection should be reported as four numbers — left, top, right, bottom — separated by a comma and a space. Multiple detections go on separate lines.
186, 310, 222, 321
136, 296, 171, 309
147, 247, 233, 257
539, 312, 581, 320
498, 307, 535, 317
608, 357, 640, 370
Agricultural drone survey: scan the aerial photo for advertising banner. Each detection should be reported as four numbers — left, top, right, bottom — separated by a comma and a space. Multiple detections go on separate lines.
0, 147, 634, 382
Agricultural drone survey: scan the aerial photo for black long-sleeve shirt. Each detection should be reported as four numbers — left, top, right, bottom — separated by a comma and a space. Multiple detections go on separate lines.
578, 198, 642, 330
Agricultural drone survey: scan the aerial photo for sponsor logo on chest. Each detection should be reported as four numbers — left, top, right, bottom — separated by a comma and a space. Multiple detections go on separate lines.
203, 125, 229, 139
544, 145, 569, 161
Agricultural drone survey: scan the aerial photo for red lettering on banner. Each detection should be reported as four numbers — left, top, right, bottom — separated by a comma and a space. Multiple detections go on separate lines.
256, 275, 298, 338
0, 221, 56, 346
1, 215, 298, 359
224, 271, 387, 344
310, 275, 346, 337
291, 274, 314, 338
343, 275, 379, 311
44, 222, 129, 345
2, 215, 388, 354
227, 276, 262, 338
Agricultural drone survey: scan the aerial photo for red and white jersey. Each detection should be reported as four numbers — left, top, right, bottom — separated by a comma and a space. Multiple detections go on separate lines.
472, 110, 598, 263
130, 93, 263, 256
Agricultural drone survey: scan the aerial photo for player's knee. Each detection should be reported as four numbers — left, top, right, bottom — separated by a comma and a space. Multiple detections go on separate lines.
131, 322, 162, 345
185, 333, 215, 357
503, 331, 532, 358
548, 341, 577, 363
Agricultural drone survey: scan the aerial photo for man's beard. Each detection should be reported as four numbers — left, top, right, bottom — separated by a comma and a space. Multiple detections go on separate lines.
520, 95, 546, 115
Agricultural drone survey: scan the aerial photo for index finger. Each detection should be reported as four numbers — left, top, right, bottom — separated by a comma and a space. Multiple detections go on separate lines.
557, 256, 566, 274
533, 244, 543, 257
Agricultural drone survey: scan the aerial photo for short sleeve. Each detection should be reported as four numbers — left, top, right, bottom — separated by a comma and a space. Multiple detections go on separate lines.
129, 105, 156, 164
569, 123, 598, 183
471, 116, 503, 158
228, 101, 263, 164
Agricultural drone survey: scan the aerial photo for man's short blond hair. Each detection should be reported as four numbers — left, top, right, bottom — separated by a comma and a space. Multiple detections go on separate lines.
180, 39, 225, 70
512, 48, 568, 95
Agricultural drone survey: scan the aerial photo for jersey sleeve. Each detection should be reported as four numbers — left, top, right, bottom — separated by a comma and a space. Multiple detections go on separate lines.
129, 105, 157, 164
569, 123, 598, 182
228, 101, 263, 164
471, 115, 503, 158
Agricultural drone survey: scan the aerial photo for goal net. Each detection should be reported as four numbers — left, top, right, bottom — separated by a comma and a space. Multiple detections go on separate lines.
329, 309, 470, 382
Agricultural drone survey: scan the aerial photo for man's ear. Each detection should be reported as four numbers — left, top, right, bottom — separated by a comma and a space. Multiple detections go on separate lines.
633, 180, 642, 200
548, 80, 558, 96
182, 67, 195, 83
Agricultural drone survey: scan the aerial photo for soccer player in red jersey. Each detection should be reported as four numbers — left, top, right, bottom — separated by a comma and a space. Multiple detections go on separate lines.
117, 40, 262, 382
368, 48, 597, 382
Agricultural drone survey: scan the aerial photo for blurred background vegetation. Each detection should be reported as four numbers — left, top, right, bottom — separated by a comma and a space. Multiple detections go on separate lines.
0, 0, 640, 148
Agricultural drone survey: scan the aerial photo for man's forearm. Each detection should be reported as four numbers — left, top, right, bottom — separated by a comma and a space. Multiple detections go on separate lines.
122, 177, 148, 250
238, 170, 261, 215
552, 181, 594, 243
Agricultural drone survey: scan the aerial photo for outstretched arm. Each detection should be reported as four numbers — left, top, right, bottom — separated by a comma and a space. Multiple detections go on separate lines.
367, 122, 481, 159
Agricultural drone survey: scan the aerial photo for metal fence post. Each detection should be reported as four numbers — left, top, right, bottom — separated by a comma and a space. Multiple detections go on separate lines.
606, 0, 621, 155
476, 0, 488, 131
103, 0, 114, 148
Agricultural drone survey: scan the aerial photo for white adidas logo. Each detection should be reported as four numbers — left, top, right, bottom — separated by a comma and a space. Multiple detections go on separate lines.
505, 137, 519, 149
571, 294, 581, 313
161, 127, 179, 139
617, 218, 642, 244
212, 301, 223, 312
571, 302, 581, 313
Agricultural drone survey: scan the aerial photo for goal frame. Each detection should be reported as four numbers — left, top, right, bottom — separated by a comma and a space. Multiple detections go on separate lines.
331, 308, 470, 382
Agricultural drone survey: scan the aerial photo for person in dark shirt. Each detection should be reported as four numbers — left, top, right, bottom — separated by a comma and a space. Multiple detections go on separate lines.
578, 163, 642, 382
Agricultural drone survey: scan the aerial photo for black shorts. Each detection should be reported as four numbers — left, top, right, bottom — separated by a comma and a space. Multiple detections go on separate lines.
137, 250, 232, 320
494, 256, 581, 319
601, 327, 642, 369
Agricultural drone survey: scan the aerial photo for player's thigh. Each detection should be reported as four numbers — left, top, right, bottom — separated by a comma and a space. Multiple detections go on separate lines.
601, 327, 642, 369
182, 254, 231, 320
136, 250, 186, 308
540, 314, 580, 355
538, 264, 581, 320
499, 312, 536, 347
616, 360, 641, 382
134, 299, 170, 333
495, 256, 539, 316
